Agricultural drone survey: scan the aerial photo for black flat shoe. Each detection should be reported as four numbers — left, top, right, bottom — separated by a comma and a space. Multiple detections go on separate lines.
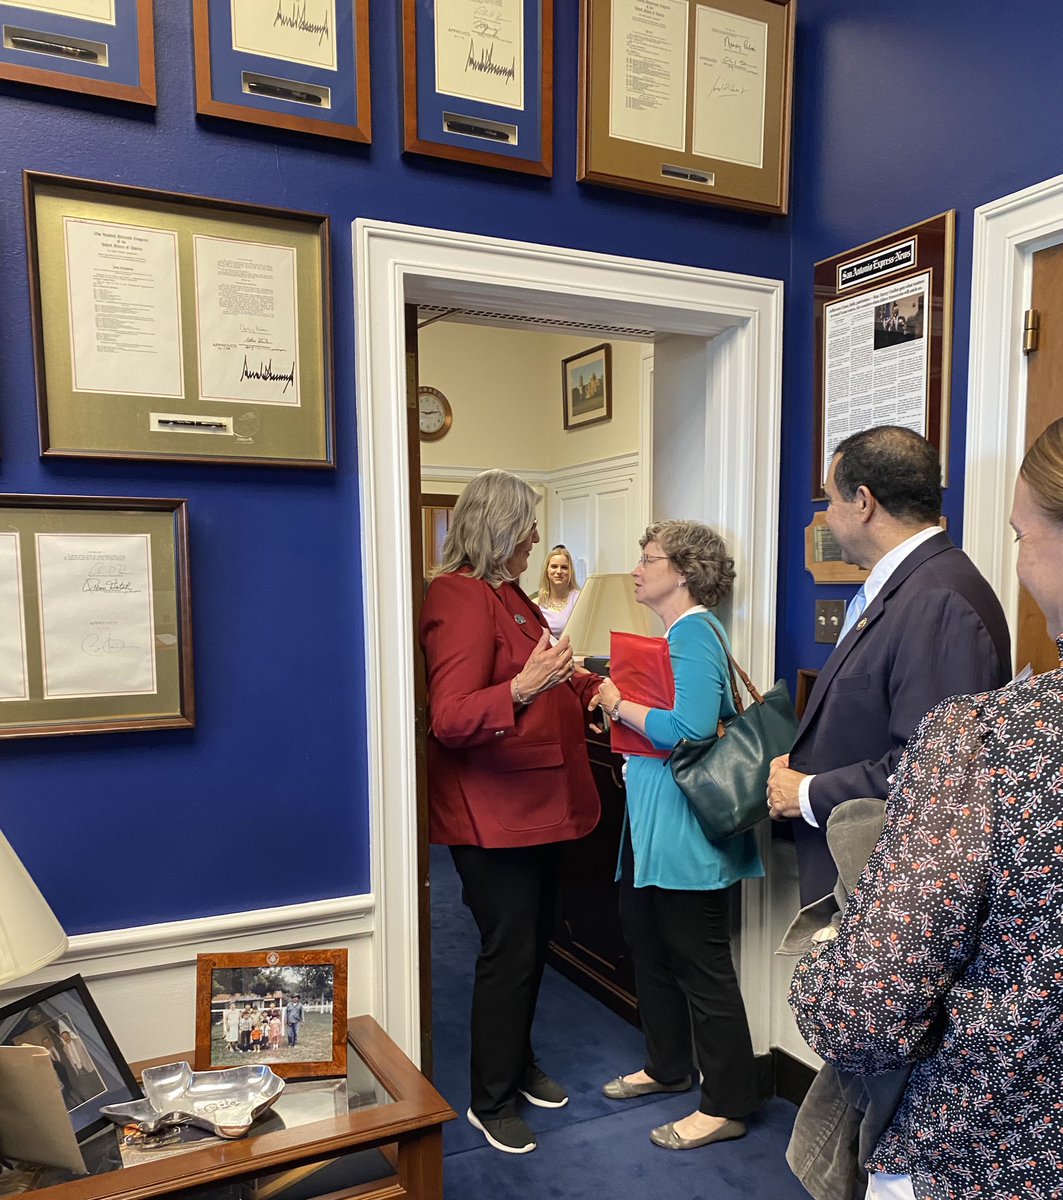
467, 1108, 536, 1154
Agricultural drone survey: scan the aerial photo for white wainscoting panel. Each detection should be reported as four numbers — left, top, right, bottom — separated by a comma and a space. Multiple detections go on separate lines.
0, 895, 375, 1063
548, 453, 642, 580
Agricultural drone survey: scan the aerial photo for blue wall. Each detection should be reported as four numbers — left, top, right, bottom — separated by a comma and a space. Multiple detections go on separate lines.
776, 0, 1063, 688
1, 4, 790, 933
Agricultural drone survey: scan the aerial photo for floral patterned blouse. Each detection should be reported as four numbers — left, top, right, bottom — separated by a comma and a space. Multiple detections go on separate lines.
790, 641, 1063, 1200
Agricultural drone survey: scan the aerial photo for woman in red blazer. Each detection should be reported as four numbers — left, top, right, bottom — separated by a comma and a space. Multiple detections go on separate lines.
420, 469, 601, 1156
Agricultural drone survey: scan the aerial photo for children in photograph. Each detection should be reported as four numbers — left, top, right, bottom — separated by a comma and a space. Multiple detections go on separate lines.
250, 1021, 263, 1052
238, 1009, 251, 1051
269, 1011, 281, 1051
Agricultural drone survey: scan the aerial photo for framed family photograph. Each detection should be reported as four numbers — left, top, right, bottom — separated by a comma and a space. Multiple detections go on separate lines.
194, 949, 348, 1079
25, 171, 335, 468
0, 0, 156, 106
0, 974, 140, 1139
0, 493, 193, 741
562, 342, 612, 431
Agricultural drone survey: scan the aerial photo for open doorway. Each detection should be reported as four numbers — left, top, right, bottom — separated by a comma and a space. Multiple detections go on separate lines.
354, 219, 785, 1066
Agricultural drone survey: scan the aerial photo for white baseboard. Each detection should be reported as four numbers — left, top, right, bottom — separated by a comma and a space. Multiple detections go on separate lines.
0, 895, 375, 1063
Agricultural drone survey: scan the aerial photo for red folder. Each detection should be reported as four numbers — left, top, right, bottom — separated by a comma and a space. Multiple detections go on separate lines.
609, 630, 674, 759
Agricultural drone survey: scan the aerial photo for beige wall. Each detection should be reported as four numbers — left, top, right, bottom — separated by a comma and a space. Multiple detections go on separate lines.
418, 321, 647, 472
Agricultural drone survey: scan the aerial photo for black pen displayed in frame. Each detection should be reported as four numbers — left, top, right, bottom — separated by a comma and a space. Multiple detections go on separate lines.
0, 0, 156, 105
403, 0, 553, 175
193, 0, 371, 143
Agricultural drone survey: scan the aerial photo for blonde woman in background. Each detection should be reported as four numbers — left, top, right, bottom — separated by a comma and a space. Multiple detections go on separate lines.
536, 545, 581, 637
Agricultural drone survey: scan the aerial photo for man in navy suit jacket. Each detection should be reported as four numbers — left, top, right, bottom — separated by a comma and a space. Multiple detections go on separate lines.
767, 426, 1011, 905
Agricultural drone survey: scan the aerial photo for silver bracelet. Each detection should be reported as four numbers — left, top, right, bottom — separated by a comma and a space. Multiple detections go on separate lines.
513, 677, 530, 705
609, 698, 622, 722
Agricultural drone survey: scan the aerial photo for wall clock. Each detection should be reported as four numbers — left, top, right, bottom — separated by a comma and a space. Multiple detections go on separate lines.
418, 386, 452, 440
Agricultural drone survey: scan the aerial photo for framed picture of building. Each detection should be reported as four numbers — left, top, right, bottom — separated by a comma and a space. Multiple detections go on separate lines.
562, 342, 612, 431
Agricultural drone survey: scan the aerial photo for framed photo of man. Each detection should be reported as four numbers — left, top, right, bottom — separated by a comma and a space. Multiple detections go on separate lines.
194, 949, 347, 1079
0, 974, 140, 1139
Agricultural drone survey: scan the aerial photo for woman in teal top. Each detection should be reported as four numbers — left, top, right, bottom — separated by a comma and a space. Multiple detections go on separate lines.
593, 520, 763, 1152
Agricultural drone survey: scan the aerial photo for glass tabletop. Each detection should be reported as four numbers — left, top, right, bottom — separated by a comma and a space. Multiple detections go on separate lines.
30, 1035, 394, 1188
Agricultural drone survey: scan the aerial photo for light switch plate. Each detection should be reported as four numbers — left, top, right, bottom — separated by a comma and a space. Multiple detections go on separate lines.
815, 599, 846, 644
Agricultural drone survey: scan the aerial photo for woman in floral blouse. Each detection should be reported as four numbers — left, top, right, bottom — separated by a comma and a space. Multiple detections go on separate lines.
790, 416, 1063, 1200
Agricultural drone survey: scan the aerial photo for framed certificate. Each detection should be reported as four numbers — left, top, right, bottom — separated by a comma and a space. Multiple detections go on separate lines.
193, 1, 370, 143
578, 0, 794, 213
25, 171, 335, 468
813, 212, 955, 499
402, 0, 553, 176
0, 494, 193, 740
0, 0, 155, 104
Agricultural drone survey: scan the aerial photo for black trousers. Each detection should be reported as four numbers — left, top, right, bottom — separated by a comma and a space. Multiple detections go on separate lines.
449, 843, 559, 1120
619, 858, 758, 1119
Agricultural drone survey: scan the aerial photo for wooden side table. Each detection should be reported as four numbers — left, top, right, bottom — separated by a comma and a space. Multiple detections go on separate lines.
23, 1017, 455, 1200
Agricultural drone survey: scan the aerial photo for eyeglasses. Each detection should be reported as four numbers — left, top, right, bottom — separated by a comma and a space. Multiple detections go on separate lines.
637, 554, 669, 567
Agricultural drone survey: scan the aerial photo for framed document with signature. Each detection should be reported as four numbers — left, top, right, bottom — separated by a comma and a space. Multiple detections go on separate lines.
193, 0, 370, 143
0, 0, 155, 104
402, 0, 553, 176
578, 0, 794, 213
0, 493, 193, 740
25, 171, 335, 468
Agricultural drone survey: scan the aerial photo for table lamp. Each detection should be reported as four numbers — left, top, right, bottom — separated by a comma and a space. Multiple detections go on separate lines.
0, 829, 67, 987
565, 573, 664, 673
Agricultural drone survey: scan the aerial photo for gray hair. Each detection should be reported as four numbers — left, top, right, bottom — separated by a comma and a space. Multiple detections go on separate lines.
640, 520, 735, 609
436, 469, 539, 586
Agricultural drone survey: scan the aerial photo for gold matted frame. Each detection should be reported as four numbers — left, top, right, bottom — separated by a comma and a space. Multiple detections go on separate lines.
0, 493, 193, 740
813, 211, 955, 499
25, 171, 335, 468
194, 950, 348, 1080
192, 1, 371, 144
0, 0, 156, 106
578, 0, 794, 213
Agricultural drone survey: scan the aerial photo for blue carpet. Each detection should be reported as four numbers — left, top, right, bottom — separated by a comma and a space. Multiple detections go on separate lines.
430, 845, 808, 1197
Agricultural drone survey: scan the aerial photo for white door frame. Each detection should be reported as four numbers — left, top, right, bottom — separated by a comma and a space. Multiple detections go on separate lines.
353, 219, 785, 1063
966, 170, 1063, 627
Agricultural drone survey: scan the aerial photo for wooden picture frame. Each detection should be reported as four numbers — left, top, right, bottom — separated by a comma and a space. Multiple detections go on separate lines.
25, 171, 335, 468
0, 0, 155, 105
578, 0, 794, 213
402, 0, 553, 176
0, 493, 193, 740
813, 211, 956, 499
0, 974, 141, 1139
194, 950, 348, 1080
192, 1, 371, 143
562, 342, 612, 431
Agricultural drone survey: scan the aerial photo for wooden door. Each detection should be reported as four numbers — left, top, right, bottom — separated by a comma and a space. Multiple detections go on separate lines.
1020, 245, 1063, 673
420, 495, 459, 580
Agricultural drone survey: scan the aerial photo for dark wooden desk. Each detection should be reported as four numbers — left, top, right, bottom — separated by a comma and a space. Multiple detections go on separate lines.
25, 1017, 455, 1200
548, 725, 639, 1025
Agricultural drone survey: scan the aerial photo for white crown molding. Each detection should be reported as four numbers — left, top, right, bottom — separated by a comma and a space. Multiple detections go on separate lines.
420, 452, 640, 491
966, 170, 1063, 636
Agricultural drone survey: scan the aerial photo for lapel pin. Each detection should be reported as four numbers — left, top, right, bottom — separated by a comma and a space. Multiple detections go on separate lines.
856, 617, 868, 630
514, 614, 526, 625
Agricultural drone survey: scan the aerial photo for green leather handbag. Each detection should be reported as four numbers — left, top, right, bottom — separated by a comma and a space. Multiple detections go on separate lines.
669, 622, 798, 842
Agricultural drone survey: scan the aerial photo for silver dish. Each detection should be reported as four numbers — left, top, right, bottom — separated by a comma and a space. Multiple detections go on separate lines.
101, 1062, 284, 1139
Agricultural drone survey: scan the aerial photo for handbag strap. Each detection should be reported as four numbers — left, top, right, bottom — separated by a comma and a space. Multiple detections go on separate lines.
700, 616, 766, 710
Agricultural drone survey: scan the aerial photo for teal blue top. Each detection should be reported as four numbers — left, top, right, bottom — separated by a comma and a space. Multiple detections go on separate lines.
617, 608, 764, 891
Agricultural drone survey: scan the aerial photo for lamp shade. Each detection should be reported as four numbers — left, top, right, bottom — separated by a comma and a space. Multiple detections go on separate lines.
565, 573, 663, 657
0, 830, 67, 986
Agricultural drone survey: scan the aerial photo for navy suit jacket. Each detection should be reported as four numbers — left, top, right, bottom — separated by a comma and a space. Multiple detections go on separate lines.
789, 531, 1010, 904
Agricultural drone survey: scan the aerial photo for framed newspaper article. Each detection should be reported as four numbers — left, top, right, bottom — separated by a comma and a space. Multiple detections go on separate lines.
813, 212, 956, 499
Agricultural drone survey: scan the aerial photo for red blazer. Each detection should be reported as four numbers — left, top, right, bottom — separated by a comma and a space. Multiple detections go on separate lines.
420, 571, 601, 848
